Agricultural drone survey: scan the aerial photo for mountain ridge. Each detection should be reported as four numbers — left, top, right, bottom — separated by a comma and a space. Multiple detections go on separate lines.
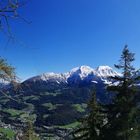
24, 65, 121, 85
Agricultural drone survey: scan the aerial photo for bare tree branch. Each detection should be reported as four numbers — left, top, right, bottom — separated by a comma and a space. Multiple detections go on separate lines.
0, 0, 30, 40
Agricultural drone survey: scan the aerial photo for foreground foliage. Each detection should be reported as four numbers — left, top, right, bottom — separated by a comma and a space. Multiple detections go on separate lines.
72, 89, 105, 140
73, 46, 140, 140
0, 58, 15, 82
103, 46, 140, 140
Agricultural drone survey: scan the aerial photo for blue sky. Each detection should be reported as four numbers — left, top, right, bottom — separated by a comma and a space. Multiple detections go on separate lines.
0, 0, 140, 80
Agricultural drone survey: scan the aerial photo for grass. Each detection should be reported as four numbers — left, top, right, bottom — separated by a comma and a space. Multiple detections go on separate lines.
3, 108, 23, 117
2, 108, 37, 121
0, 127, 15, 139
72, 103, 87, 112
57, 121, 81, 129
20, 113, 37, 122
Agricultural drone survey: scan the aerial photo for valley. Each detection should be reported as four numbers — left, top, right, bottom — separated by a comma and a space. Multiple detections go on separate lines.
0, 65, 120, 139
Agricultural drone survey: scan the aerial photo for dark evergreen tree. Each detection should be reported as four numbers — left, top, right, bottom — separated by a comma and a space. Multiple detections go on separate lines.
102, 45, 140, 140
73, 88, 105, 140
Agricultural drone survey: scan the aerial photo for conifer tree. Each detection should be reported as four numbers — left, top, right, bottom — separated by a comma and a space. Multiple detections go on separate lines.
102, 45, 140, 140
73, 88, 105, 140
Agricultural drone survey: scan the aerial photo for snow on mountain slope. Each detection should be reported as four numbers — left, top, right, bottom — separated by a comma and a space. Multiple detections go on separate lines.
94, 66, 121, 84
67, 65, 121, 84
24, 65, 121, 85
68, 65, 96, 80
95, 66, 120, 78
27, 72, 66, 84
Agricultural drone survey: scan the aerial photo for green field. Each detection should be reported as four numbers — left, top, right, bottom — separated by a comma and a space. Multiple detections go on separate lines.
3, 108, 23, 117
0, 128, 15, 139
57, 121, 81, 129
72, 103, 87, 112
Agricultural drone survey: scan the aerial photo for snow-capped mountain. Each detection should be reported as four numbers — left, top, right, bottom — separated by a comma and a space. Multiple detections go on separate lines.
23, 65, 120, 86
1, 66, 121, 133
19, 65, 121, 103
69, 65, 95, 79
95, 66, 120, 78
27, 72, 66, 84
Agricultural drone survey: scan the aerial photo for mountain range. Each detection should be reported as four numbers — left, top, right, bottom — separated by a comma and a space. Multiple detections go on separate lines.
0, 65, 123, 139
1, 66, 140, 139
23, 65, 120, 87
